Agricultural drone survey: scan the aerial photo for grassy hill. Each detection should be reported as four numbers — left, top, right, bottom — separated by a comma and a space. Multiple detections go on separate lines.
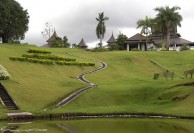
0, 44, 194, 117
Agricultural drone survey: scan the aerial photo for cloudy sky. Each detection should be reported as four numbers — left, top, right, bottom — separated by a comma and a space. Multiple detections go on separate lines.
17, 0, 194, 47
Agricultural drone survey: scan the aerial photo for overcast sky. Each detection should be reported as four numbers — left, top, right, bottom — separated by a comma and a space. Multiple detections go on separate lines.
17, 0, 194, 47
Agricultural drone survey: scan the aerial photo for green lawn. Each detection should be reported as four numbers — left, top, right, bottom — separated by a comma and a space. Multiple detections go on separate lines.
0, 44, 194, 117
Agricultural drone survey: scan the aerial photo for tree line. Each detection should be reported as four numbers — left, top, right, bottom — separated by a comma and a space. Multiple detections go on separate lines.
0, 0, 182, 51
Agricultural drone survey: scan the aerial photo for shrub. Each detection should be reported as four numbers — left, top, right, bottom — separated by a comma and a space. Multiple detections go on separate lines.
91, 47, 109, 52
131, 48, 140, 51
55, 61, 95, 66
28, 49, 51, 54
22, 54, 76, 62
55, 61, 65, 65
9, 57, 27, 61
88, 63, 95, 66
27, 58, 54, 65
180, 44, 190, 51
0, 64, 11, 80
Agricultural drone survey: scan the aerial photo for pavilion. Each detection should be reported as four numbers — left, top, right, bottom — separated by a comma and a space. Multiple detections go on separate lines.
78, 38, 88, 49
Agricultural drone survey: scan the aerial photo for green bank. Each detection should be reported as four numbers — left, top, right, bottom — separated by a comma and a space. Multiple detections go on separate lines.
0, 44, 194, 118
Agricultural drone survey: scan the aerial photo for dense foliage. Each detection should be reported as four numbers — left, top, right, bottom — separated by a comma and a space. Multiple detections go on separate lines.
116, 34, 128, 50
28, 49, 51, 54
154, 6, 182, 50
0, 0, 29, 43
22, 53, 76, 62
0, 64, 11, 80
10, 49, 95, 66
137, 16, 154, 51
51, 36, 71, 48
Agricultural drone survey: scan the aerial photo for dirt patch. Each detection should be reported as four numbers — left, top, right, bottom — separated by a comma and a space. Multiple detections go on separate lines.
171, 82, 194, 88
172, 94, 189, 101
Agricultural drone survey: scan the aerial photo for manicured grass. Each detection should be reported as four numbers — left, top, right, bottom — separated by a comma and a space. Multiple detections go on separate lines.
0, 44, 96, 115
0, 44, 194, 117
48, 50, 194, 116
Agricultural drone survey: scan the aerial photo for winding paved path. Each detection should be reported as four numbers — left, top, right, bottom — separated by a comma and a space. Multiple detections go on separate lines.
45, 52, 107, 111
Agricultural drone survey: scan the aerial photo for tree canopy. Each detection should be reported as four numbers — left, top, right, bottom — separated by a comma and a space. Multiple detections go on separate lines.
116, 33, 128, 50
154, 6, 182, 50
0, 0, 29, 43
96, 12, 109, 48
51, 36, 70, 48
137, 16, 154, 50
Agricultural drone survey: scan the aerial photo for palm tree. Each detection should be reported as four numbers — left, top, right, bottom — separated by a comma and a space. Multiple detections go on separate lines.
96, 12, 109, 48
154, 6, 183, 50
137, 16, 154, 51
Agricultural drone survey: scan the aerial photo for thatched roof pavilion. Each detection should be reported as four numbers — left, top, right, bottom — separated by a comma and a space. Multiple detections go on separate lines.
47, 30, 58, 43
78, 38, 88, 49
125, 33, 147, 44
107, 33, 116, 45
124, 33, 150, 51
44, 30, 59, 47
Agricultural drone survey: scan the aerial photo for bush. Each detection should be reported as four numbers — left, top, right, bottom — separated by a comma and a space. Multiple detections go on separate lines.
9, 57, 27, 61
22, 54, 76, 62
180, 44, 190, 51
91, 47, 109, 52
131, 48, 140, 51
109, 43, 119, 51
55, 61, 95, 66
0, 64, 11, 80
28, 49, 51, 54
27, 58, 54, 65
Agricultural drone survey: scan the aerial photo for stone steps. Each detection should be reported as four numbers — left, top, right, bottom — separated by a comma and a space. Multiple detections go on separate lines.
0, 83, 19, 110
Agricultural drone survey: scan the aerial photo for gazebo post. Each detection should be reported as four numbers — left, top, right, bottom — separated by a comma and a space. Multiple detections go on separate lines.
138, 43, 140, 50
127, 44, 129, 51
174, 44, 177, 51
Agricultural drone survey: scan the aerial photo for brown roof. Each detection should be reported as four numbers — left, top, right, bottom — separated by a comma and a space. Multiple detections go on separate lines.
107, 33, 116, 43
47, 30, 58, 42
125, 33, 147, 44
152, 37, 192, 46
79, 38, 88, 48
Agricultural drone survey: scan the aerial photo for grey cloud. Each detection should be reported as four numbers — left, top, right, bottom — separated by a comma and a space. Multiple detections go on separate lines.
50, 0, 155, 44
19, 0, 194, 46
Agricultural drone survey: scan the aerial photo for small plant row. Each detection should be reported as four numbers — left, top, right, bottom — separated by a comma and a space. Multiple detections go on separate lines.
9, 57, 95, 66
9, 57, 54, 64
0, 64, 11, 80
22, 53, 76, 62
55, 61, 95, 66
28, 49, 51, 54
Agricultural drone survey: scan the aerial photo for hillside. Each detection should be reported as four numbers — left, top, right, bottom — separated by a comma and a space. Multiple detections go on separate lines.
0, 44, 194, 117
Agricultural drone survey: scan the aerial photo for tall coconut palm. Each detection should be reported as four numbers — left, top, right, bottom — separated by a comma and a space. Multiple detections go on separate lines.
96, 12, 109, 48
137, 16, 154, 51
154, 6, 182, 50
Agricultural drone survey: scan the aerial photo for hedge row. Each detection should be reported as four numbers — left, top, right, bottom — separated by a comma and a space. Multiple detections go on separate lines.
22, 54, 76, 62
28, 49, 51, 54
9, 57, 54, 65
9, 57, 95, 66
55, 61, 95, 66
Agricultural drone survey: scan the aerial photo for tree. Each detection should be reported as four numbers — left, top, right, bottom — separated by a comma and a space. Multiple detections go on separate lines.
63, 36, 70, 48
154, 6, 182, 50
116, 33, 128, 50
137, 16, 154, 51
96, 12, 109, 48
51, 36, 70, 48
51, 37, 63, 47
0, 0, 29, 43
41, 22, 54, 39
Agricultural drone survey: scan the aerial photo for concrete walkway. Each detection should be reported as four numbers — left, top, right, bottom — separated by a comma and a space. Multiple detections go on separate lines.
45, 52, 107, 111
